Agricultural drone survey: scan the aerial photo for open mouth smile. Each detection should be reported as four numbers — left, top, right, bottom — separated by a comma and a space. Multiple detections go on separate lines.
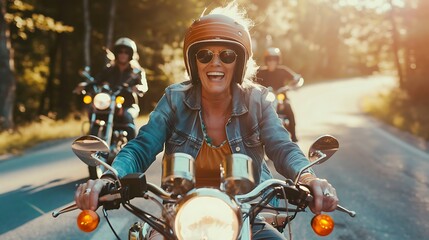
207, 71, 225, 81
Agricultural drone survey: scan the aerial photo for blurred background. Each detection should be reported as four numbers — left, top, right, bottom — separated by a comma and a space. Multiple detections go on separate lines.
0, 0, 428, 149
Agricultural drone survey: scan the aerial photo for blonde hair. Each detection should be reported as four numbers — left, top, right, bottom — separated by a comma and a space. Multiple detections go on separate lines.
209, 1, 259, 84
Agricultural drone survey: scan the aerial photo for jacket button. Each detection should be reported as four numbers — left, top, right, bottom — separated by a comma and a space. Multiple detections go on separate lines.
235, 146, 240, 152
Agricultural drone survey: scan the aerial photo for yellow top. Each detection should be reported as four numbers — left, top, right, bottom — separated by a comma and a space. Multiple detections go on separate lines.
195, 140, 232, 188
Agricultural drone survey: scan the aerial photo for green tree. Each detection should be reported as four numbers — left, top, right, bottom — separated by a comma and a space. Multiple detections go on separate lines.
249, 0, 354, 80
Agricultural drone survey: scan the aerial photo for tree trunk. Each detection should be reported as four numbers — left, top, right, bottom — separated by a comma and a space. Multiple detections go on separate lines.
389, 0, 404, 88
39, 34, 59, 115
105, 0, 117, 50
0, 0, 15, 131
57, 0, 72, 118
83, 0, 91, 70
104, 0, 116, 64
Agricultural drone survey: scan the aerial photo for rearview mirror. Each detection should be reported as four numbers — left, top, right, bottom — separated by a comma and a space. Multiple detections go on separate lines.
308, 135, 339, 164
71, 135, 120, 179
71, 135, 109, 167
294, 135, 339, 185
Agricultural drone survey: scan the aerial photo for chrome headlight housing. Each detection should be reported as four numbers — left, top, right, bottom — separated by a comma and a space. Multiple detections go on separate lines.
174, 188, 241, 240
93, 93, 111, 110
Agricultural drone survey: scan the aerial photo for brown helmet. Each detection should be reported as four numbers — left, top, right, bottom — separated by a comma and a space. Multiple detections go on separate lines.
183, 14, 252, 84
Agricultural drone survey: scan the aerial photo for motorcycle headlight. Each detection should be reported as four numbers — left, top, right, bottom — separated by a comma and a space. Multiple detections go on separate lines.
93, 93, 111, 110
277, 93, 286, 101
175, 189, 241, 240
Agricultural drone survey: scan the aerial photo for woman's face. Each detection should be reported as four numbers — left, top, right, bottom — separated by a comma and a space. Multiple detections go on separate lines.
196, 45, 237, 96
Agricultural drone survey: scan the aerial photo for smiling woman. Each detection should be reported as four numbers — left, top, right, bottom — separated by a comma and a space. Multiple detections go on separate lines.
75, 2, 340, 239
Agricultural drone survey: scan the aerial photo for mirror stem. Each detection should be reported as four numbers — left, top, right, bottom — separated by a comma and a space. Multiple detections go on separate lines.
294, 152, 326, 185
91, 153, 121, 187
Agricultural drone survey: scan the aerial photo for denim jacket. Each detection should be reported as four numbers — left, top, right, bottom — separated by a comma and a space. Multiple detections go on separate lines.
110, 80, 310, 184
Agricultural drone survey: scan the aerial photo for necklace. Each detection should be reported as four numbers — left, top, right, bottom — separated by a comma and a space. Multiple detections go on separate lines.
201, 102, 231, 147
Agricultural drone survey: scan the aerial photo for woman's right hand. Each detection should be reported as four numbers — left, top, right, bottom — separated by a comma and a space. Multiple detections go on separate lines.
74, 179, 110, 211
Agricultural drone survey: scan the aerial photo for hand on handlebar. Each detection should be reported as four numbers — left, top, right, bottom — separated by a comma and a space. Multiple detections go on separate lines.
299, 174, 338, 214
73, 82, 89, 94
306, 178, 338, 215
73, 85, 85, 94
132, 85, 146, 97
75, 179, 111, 211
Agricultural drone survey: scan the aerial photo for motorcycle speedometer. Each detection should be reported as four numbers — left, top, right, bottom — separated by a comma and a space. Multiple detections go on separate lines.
93, 93, 111, 110
174, 188, 241, 240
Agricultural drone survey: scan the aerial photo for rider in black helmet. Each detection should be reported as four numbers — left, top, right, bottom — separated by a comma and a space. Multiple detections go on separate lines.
256, 47, 301, 142
94, 37, 148, 140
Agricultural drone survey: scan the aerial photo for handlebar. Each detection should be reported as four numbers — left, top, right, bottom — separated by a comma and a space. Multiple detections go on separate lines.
236, 179, 296, 202
235, 178, 355, 218
235, 179, 313, 211
270, 76, 304, 94
81, 70, 94, 82
53, 175, 355, 218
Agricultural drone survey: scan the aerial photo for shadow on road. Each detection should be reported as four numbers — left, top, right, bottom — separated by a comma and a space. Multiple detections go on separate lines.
0, 177, 87, 234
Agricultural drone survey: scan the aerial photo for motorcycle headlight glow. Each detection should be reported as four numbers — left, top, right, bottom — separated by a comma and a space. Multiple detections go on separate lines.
175, 189, 241, 240
277, 93, 286, 101
93, 93, 111, 110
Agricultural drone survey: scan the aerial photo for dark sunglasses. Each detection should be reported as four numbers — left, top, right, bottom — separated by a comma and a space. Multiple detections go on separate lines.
117, 49, 130, 55
266, 56, 279, 62
196, 49, 237, 64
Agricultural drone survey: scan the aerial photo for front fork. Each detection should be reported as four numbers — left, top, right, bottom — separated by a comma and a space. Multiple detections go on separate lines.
239, 203, 252, 240
129, 222, 145, 240
104, 97, 117, 147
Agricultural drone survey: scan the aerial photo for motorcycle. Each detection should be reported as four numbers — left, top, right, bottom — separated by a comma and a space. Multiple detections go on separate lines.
268, 76, 303, 134
73, 67, 142, 179
52, 134, 355, 239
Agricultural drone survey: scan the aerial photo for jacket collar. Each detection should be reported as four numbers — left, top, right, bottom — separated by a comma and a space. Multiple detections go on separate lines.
184, 83, 248, 116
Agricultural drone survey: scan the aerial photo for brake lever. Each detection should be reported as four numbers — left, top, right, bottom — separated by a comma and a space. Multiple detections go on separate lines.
52, 203, 78, 218
297, 185, 356, 217
336, 205, 356, 217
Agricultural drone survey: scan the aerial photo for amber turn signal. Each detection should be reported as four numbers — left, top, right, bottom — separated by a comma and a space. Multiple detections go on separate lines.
77, 210, 100, 232
115, 96, 125, 104
83, 95, 92, 104
276, 93, 286, 101
311, 214, 334, 236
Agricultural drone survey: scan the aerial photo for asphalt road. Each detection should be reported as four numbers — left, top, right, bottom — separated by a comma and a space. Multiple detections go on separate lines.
1, 75, 428, 239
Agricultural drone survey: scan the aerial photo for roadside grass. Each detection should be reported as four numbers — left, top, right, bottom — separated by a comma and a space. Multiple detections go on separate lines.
362, 87, 429, 141
0, 114, 149, 156
0, 116, 82, 156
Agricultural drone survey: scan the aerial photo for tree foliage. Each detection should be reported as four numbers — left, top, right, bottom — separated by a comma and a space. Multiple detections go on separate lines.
1, 0, 428, 129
